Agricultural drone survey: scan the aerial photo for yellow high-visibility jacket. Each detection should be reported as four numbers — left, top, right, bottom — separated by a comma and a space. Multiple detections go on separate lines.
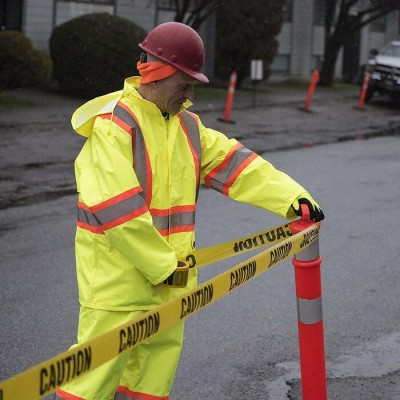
72, 77, 305, 311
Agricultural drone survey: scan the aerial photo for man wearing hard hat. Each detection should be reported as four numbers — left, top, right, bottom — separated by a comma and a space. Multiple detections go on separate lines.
56, 22, 324, 400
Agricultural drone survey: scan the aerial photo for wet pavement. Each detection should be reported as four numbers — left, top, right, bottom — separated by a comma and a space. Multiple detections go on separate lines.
1, 83, 399, 211
1, 84, 400, 399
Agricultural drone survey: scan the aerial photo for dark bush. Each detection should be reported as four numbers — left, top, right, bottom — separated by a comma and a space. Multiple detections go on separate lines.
49, 13, 146, 98
0, 31, 51, 92
214, 0, 285, 88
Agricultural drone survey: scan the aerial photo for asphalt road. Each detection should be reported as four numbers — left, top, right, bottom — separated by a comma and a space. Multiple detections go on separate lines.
1, 136, 399, 399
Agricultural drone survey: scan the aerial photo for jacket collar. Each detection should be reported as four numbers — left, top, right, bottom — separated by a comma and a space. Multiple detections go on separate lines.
71, 76, 193, 138
123, 76, 193, 115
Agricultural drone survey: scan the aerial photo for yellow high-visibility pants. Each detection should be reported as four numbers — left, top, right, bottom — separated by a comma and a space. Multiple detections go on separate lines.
56, 306, 184, 400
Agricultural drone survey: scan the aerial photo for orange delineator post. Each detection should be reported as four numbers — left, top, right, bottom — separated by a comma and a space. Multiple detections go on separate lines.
304, 69, 320, 111
290, 205, 327, 400
222, 70, 237, 123
358, 71, 371, 110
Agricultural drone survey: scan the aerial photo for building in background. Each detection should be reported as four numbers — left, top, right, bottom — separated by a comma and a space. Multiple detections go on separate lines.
1, 0, 399, 83
273, 0, 400, 82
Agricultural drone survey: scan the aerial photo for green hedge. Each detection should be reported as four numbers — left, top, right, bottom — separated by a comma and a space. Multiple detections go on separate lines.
214, 0, 285, 88
0, 31, 51, 92
49, 13, 146, 98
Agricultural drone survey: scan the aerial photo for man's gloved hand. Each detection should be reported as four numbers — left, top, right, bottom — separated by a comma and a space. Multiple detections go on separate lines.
162, 261, 189, 288
291, 192, 325, 222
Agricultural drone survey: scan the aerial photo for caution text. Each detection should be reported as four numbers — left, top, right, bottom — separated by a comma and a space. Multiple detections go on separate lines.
234, 225, 292, 253
229, 260, 257, 291
300, 226, 319, 249
119, 312, 160, 352
180, 284, 214, 319
40, 347, 92, 395
269, 242, 293, 267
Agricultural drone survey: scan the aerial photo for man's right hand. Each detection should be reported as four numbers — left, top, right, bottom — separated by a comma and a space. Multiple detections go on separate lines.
162, 261, 189, 288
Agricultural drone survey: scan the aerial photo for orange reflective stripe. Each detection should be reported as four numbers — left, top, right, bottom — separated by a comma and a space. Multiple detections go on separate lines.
178, 111, 201, 201
55, 389, 85, 400
117, 385, 168, 400
99, 112, 133, 136
221, 149, 257, 196
204, 143, 257, 196
77, 187, 147, 234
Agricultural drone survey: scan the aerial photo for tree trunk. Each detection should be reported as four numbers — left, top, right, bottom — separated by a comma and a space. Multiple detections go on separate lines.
319, 35, 342, 87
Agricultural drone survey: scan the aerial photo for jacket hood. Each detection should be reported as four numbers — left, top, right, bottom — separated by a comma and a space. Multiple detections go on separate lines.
71, 76, 193, 138
71, 90, 123, 138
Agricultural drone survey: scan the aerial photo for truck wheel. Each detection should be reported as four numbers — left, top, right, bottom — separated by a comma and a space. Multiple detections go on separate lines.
365, 87, 374, 103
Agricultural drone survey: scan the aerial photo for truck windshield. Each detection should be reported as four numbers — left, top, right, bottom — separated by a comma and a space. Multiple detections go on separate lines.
380, 43, 400, 57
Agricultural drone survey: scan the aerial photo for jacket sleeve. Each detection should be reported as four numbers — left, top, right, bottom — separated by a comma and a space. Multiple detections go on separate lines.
75, 116, 177, 285
199, 122, 306, 219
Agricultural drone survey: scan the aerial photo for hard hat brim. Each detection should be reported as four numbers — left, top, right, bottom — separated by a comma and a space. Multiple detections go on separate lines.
139, 43, 209, 84
181, 69, 209, 84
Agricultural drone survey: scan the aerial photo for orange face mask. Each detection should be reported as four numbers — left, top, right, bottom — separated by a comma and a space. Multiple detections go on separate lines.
136, 61, 178, 84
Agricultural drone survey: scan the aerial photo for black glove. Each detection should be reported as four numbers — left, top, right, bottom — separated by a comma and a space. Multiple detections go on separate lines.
162, 261, 189, 288
291, 193, 325, 222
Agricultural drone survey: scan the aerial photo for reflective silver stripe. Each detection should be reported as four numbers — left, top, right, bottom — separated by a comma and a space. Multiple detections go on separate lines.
114, 103, 149, 203
295, 240, 320, 261
180, 111, 201, 160
152, 210, 196, 231
297, 296, 323, 324
78, 194, 146, 227
179, 111, 201, 201
210, 146, 254, 193
114, 103, 136, 134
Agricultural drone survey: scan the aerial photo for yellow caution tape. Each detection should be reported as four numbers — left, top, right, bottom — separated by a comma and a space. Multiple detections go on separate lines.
186, 222, 294, 268
0, 223, 320, 400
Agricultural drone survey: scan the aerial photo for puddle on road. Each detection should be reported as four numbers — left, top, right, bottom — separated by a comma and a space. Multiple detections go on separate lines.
267, 332, 400, 398
328, 332, 400, 378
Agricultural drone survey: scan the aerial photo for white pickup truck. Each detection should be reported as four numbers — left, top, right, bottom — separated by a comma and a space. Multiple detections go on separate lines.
365, 40, 400, 102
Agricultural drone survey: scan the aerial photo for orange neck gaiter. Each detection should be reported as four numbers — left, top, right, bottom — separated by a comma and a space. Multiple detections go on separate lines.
137, 61, 178, 84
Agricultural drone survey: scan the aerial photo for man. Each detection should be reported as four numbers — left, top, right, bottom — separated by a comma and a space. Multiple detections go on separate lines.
56, 22, 324, 400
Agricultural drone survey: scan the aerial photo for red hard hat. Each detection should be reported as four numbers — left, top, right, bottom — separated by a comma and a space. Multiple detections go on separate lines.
139, 22, 209, 84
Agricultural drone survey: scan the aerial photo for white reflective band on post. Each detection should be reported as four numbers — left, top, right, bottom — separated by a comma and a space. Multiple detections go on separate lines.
294, 240, 320, 261
297, 297, 323, 324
